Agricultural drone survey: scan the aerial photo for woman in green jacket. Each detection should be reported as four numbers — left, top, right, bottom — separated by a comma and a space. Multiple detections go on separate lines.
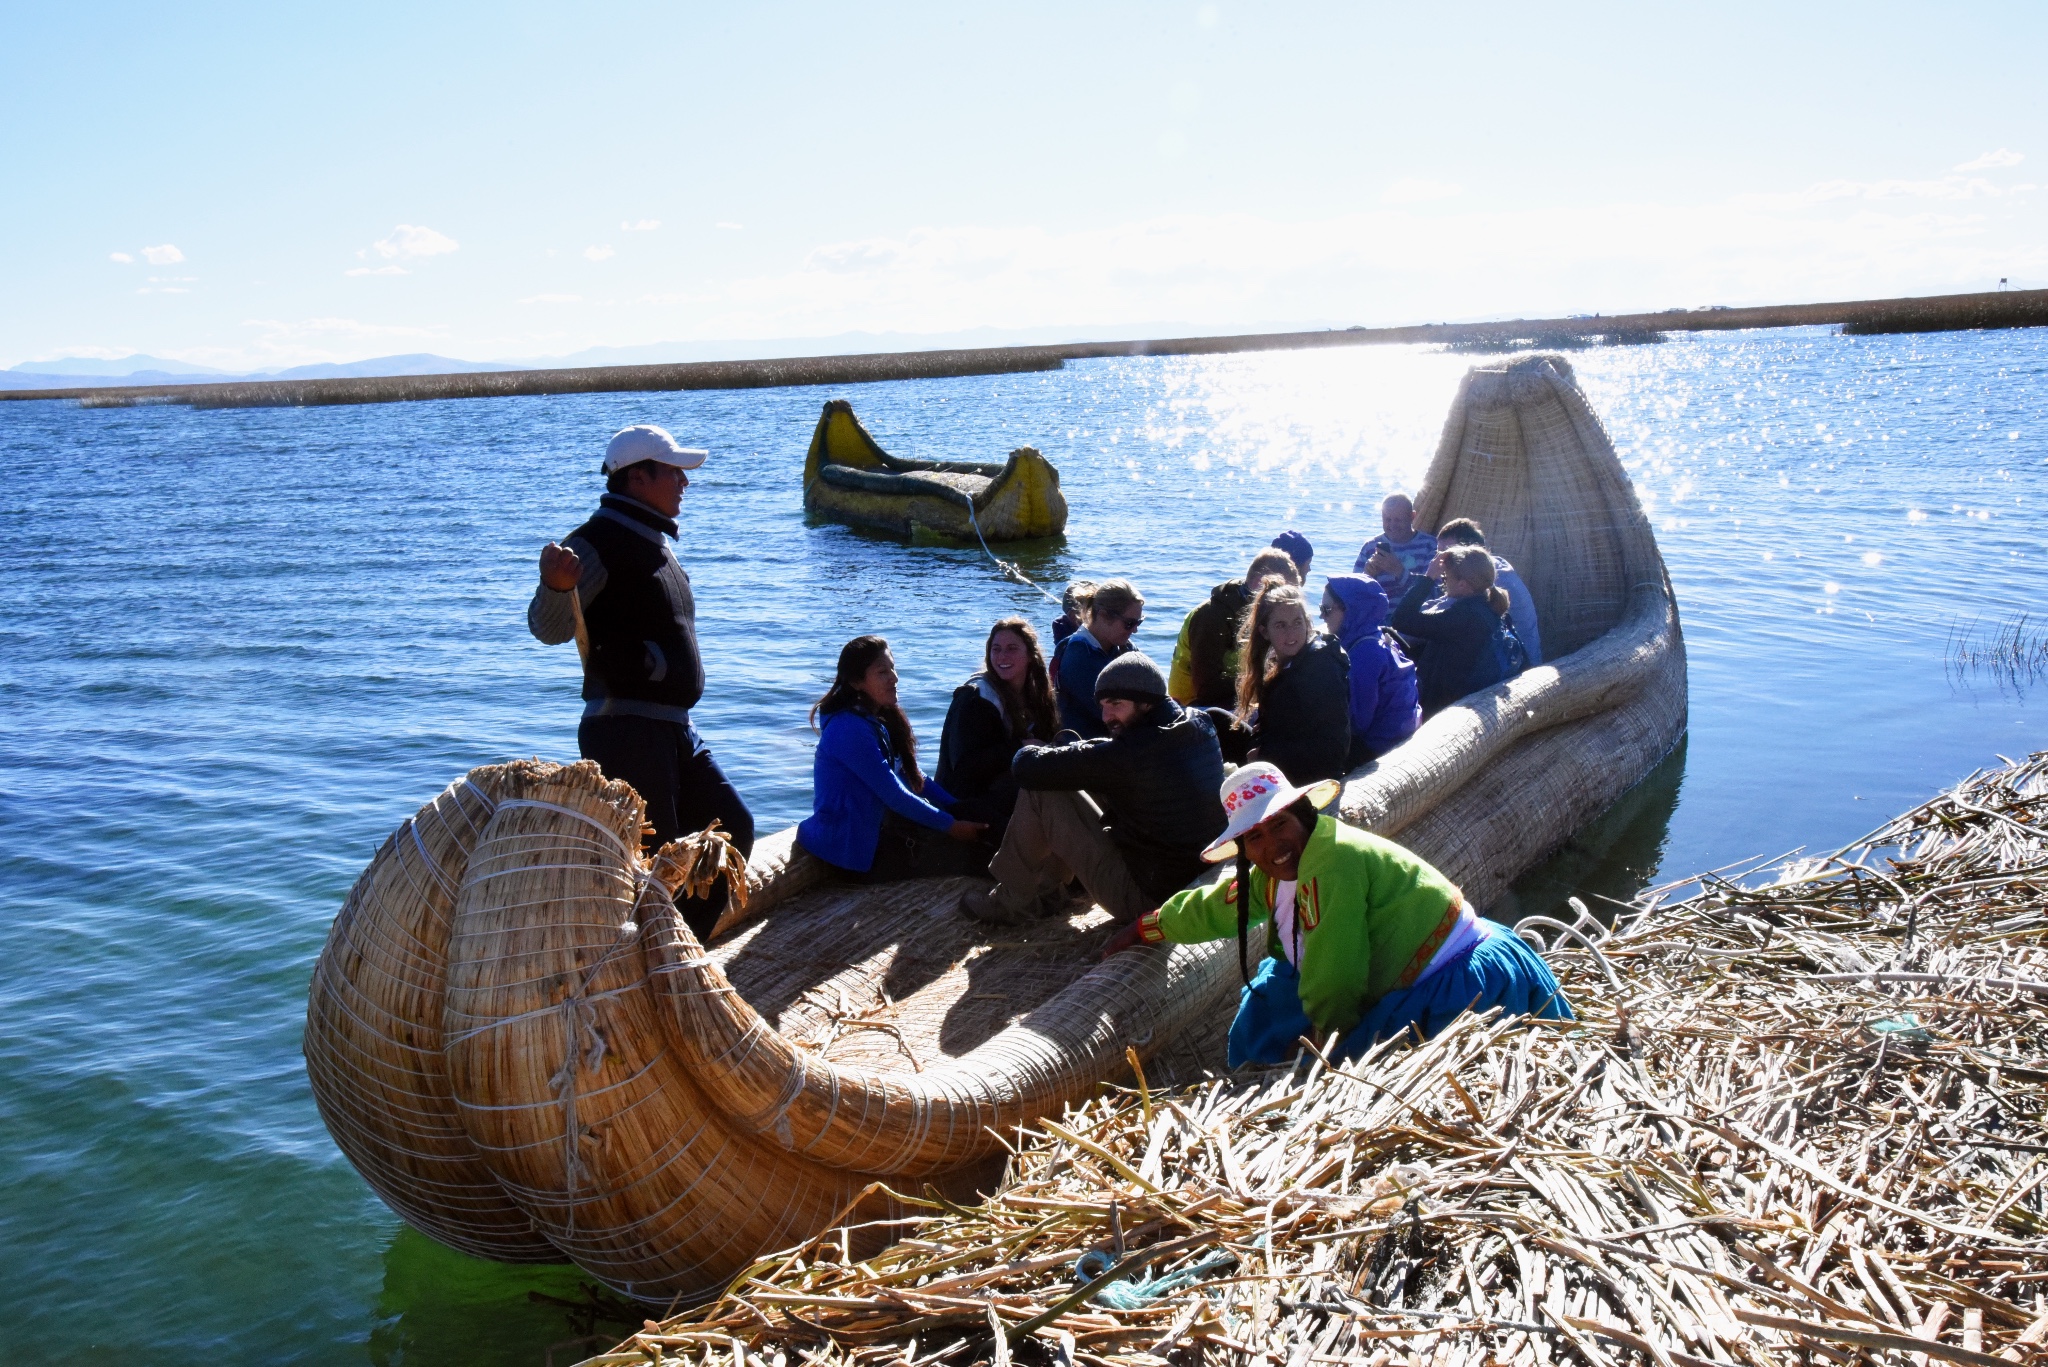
1103, 762, 1571, 1066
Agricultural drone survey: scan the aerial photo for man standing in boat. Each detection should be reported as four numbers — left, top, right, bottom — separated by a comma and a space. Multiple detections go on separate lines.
528, 425, 755, 937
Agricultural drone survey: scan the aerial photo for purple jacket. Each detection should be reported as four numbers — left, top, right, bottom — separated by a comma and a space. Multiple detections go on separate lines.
1325, 575, 1422, 757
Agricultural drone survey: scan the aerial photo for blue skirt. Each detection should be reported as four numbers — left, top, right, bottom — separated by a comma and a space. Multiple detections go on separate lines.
1226, 921, 1574, 1068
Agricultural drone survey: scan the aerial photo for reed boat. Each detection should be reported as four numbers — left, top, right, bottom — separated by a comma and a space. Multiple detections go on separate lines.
304, 354, 1685, 1302
801, 398, 1067, 541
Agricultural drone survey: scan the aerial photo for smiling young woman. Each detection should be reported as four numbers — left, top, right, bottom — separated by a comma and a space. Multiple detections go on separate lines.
1233, 581, 1352, 785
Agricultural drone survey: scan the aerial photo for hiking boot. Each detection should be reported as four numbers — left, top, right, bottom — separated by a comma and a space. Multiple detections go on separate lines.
959, 887, 1033, 927
1036, 883, 1096, 918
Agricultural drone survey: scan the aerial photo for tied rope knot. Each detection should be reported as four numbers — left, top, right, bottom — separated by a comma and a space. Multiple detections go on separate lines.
551, 865, 663, 1236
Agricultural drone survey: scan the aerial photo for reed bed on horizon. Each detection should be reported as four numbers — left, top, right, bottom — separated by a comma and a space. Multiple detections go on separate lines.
584, 751, 2048, 1367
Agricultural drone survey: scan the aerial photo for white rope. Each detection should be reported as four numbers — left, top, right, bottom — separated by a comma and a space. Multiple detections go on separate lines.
965, 500, 1061, 606
492, 799, 635, 857
404, 818, 458, 900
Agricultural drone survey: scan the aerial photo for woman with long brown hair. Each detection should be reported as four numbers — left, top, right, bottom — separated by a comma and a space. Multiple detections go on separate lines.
796, 635, 988, 882
1233, 580, 1352, 785
936, 617, 1058, 844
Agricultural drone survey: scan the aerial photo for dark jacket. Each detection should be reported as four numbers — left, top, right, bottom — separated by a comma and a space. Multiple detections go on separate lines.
570, 495, 704, 711
1391, 577, 1511, 715
1181, 580, 1251, 708
1012, 698, 1227, 900
1249, 633, 1353, 785
1325, 574, 1421, 761
935, 674, 1048, 830
1054, 627, 1127, 739
798, 708, 956, 872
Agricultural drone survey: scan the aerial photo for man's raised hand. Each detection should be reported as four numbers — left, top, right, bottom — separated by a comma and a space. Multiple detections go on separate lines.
539, 542, 582, 592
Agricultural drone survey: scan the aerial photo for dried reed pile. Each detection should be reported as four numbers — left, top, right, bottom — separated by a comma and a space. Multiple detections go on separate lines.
587, 752, 2048, 1367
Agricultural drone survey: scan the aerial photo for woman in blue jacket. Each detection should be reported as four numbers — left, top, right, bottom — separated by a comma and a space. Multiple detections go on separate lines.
1320, 574, 1421, 766
797, 636, 989, 881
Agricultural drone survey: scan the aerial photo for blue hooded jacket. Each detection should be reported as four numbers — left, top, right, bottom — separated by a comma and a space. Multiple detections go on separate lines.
798, 708, 957, 872
1325, 575, 1422, 758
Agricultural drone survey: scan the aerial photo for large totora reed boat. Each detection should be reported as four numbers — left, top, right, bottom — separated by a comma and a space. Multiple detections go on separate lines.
801, 398, 1068, 541
304, 354, 1685, 1302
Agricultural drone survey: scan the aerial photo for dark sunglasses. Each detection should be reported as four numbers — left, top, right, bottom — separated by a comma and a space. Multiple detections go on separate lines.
1119, 615, 1144, 630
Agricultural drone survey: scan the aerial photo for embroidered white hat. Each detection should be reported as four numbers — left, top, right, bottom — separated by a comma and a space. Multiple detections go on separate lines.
1201, 762, 1343, 862
603, 424, 708, 472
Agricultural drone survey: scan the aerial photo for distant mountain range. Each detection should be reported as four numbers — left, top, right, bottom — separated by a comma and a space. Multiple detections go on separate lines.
2, 352, 521, 389
1, 322, 1338, 391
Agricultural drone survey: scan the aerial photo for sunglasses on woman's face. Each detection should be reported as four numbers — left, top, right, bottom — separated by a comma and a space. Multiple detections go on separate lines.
1120, 615, 1143, 631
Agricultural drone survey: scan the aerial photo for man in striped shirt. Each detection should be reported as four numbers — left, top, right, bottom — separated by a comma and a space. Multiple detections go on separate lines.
1352, 492, 1437, 597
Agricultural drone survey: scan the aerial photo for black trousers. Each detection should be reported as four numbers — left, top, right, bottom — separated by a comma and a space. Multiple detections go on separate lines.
578, 714, 755, 940
806, 813, 991, 885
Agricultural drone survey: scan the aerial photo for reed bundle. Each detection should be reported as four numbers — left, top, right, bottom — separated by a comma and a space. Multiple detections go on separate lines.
588, 751, 2048, 1367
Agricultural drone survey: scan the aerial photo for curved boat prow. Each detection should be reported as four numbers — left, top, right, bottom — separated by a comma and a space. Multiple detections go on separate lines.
1338, 354, 1686, 907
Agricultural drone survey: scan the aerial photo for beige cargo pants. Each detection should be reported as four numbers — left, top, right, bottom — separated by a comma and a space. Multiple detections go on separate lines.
986, 788, 1154, 923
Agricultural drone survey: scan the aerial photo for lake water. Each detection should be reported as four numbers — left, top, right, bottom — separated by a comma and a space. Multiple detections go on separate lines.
2, 327, 2043, 1364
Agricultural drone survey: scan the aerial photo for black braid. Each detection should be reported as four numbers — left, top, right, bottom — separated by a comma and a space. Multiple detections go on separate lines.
1235, 845, 1253, 984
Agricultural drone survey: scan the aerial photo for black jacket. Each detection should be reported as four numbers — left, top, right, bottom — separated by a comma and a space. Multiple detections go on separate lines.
1185, 580, 1251, 709
1012, 698, 1227, 900
935, 675, 1045, 826
1391, 578, 1507, 715
1250, 633, 1352, 784
570, 496, 704, 711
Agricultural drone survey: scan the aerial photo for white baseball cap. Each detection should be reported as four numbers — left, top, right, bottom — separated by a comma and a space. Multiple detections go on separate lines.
1201, 762, 1343, 862
603, 425, 708, 473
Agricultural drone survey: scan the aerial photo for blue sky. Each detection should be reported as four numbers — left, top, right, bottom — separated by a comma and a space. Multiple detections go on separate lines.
2, 1, 2041, 370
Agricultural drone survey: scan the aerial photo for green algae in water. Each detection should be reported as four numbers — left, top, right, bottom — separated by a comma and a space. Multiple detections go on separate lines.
369, 1229, 633, 1367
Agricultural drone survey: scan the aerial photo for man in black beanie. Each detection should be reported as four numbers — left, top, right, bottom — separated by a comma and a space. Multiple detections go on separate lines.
962, 651, 1228, 927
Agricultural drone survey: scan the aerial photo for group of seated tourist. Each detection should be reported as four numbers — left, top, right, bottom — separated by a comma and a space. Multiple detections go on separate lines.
791, 493, 1567, 1061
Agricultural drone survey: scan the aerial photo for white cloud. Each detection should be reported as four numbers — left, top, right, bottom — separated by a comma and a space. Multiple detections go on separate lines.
243, 315, 445, 341
345, 265, 410, 276
584, 244, 615, 261
622, 219, 660, 231
369, 224, 459, 260
660, 172, 2048, 340
137, 286, 190, 295
1798, 174, 2028, 202
518, 293, 583, 304
716, 221, 743, 230
1957, 148, 2024, 172
1382, 179, 1462, 204
109, 251, 134, 264
141, 244, 184, 265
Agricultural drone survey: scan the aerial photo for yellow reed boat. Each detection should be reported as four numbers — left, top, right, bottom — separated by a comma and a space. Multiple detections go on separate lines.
802, 398, 1067, 541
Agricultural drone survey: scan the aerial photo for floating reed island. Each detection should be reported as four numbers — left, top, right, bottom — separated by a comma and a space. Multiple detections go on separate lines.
10, 287, 2045, 410
586, 750, 2048, 1367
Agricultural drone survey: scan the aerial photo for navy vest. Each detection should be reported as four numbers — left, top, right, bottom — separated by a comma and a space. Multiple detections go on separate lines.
570, 497, 705, 711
